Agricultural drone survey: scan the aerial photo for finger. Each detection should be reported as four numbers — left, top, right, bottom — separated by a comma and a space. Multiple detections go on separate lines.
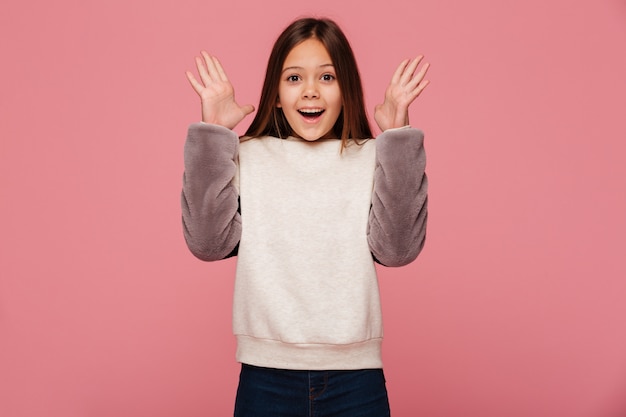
391, 59, 410, 85
414, 61, 430, 82
406, 79, 430, 103
185, 70, 204, 94
240, 104, 255, 116
414, 79, 430, 96
202, 51, 220, 82
195, 55, 211, 86
399, 55, 423, 85
405, 62, 430, 91
212, 56, 229, 82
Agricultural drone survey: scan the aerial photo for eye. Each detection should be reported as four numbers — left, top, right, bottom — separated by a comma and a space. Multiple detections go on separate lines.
321, 73, 335, 82
286, 75, 301, 82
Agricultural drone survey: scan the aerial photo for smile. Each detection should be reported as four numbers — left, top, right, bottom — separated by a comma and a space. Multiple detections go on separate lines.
298, 108, 325, 120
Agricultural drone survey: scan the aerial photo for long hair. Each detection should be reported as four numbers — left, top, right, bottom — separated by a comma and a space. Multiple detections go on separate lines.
245, 17, 372, 148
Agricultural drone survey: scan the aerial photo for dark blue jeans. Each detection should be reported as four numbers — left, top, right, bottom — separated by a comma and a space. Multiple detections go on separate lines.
234, 364, 391, 417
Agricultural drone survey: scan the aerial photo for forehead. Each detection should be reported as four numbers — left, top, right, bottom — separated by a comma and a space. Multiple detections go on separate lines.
282, 38, 333, 69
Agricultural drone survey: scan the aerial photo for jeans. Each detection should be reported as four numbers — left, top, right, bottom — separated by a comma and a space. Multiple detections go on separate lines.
234, 363, 391, 417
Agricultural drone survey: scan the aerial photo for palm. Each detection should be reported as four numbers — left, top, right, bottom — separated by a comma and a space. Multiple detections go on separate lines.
374, 56, 430, 132
186, 52, 254, 129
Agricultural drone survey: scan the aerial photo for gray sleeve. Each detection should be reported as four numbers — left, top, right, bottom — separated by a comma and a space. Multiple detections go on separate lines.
367, 127, 428, 267
181, 123, 242, 261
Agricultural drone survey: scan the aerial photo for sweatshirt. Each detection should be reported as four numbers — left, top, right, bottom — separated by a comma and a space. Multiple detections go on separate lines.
181, 123, 427, 370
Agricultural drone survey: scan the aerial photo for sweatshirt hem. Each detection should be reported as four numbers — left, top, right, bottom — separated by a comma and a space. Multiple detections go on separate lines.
235, 335, 383, 371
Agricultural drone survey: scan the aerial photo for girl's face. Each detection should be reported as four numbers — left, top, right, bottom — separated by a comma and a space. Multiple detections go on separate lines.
277, 38, 343, 141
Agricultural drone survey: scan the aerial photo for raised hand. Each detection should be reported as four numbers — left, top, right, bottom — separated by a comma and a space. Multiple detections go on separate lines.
374, 56, 430, 132
185, 51, 255, 129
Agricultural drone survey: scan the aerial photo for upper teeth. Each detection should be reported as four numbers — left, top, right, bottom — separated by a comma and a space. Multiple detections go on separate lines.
300, 109, 323, 113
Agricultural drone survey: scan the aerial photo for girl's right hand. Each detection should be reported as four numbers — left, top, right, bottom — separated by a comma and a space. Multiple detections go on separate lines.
185, 51, 255, 129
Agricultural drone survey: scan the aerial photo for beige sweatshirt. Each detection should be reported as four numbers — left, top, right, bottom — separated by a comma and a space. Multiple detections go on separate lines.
182, 123, 427, 370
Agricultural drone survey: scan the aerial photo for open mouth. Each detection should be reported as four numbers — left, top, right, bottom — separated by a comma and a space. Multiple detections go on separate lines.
298, 109, 325, 120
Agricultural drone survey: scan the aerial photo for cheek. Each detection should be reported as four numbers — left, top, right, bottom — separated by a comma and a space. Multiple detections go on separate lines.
277, 85, 298, 107
330, 88, 343, 111
332, 85, 343, 102
277, 83, 291, 106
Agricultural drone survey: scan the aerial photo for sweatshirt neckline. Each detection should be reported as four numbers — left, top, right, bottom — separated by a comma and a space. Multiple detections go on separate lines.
283, 136, 340, 142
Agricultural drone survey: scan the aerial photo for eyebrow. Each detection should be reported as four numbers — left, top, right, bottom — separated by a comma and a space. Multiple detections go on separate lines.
281, 64, 335, 74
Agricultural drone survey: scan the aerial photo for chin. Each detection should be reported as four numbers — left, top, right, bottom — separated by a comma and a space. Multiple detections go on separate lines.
300, 134, 323, 142
293, 129, 335, 142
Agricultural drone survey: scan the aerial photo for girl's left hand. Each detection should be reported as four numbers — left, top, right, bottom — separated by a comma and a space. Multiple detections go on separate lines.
374, 56, 430, 131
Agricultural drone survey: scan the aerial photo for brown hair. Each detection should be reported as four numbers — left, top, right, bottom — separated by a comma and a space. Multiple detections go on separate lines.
245, 17, 372, 148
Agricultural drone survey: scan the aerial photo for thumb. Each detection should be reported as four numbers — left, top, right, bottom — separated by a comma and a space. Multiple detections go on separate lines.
241, 104, 255, 116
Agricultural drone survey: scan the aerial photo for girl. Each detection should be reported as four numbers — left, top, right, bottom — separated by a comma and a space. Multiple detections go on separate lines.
182, 17, 429, 417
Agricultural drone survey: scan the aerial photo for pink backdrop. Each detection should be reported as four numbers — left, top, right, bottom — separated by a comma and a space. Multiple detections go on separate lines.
2, 0, 625, 416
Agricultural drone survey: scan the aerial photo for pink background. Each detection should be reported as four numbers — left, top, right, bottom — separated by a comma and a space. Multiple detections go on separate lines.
1, 0, 626, 416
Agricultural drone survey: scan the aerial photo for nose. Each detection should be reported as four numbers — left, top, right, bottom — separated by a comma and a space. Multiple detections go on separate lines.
302, 80, 319, 99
